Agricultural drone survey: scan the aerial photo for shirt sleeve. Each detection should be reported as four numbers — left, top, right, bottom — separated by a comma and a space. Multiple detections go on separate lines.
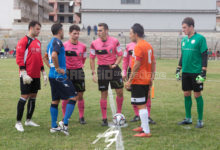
134, 45, 143, 60
52, 39, 62, 54
90, 43, 96, 59
115, 40, 123, 56
16, 37, 28, 69
199, 36, 208, 53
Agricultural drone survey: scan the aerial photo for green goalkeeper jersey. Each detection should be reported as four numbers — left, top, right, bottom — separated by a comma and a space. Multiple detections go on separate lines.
181, 33, 208, 73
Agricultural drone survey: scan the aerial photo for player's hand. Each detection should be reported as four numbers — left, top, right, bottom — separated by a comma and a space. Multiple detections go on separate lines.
176, 67, 181, 80
109, 64, 117, 69
122, 75, 127, 82
92, 72, 97, 83
125, 80, 131, 90
196, 70, 206, 84
20, 70, 33, 84
56, 68, 65, 75
42, 71, 48, 86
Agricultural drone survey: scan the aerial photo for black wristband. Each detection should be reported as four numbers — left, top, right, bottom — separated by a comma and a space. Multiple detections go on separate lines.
20, 66, 26, 70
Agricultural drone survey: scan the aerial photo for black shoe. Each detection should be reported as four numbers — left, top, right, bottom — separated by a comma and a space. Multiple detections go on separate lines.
195, 120, 204, 128
79, 117, 86, 125
148, 117, 156, 124
178, 118, 192, 125
130, 116, 140, 122
101, 119, 108, 126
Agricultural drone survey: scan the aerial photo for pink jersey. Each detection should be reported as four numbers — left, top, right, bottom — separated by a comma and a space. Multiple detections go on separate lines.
64, 40, 87, 69
122, 42, 136, 76
90, 36, 123, 65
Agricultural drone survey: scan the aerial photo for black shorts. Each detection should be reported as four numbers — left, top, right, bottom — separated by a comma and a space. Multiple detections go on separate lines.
66, 68, 85, 92
49, 78, 77, 101
97, 65, 124, 91
131, 84, 149, 105
20, 78, 41, 95
20, 77, 41, 95
182, 73, 203, 92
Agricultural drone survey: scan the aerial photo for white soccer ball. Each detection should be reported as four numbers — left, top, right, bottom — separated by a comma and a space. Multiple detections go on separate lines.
113, 113, 126, 126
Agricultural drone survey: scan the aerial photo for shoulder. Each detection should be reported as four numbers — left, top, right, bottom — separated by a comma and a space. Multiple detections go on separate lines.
196, 33, 206, 41
109, 36, 119, 43
19, 36, 28, 44
53, 38, 63, 47
79, 41, 86, 48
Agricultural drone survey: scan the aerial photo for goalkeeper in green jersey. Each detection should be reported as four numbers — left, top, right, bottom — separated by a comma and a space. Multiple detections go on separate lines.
176, 17, 208, 128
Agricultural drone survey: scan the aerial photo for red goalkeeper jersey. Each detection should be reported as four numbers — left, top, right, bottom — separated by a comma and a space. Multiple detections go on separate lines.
16, 36, 44, 78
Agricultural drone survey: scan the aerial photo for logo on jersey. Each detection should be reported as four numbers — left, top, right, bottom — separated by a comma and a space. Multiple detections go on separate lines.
191, 40, 196, 44
110, 49, 113, 54
182, 42, 185, 47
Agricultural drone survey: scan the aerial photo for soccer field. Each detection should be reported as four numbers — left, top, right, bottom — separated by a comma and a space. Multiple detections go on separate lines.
0, 58, 219, 150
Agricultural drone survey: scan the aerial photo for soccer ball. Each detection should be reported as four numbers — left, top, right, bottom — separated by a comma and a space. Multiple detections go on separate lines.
113, 113, 126, 126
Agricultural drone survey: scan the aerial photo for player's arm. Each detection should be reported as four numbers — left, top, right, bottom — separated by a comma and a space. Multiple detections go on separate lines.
122, 48, 129, 80
43, 52, 50, 68
128, 59, 141, 83
151, 53, 156, 81
82, 47, 87, 65
52, 40, 65, 74
196, 37, 208, 83
16, 39, 26, 71
16, 38, 33, 84
111, 41, 123, 69
90, 43, 97, 82
176, 54, 182, 80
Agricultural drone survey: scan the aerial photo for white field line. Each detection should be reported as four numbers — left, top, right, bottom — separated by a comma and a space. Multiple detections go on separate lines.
108, 84, 124, 150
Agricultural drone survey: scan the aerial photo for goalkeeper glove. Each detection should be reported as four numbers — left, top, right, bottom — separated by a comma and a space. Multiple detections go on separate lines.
42, 71, 48, 86
176, 67, 181, 80
196, 70, 206, 84
20, 70, 33, 84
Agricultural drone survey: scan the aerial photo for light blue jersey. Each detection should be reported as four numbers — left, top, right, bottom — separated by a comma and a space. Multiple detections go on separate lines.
47, 37, 67, 79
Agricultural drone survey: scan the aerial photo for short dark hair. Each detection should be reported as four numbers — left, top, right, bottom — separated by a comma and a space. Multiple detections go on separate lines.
131, 23, 145, 38
98, 23, 109, 30
69, 25, 80, 33
182, 17, 195, 27
28, 21, 41, 30
51, 23, 63, 35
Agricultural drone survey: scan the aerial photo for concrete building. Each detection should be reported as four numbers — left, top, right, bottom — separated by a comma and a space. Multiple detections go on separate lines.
81, 0, 217, 31
0, 0, 53, 30
49, 0, 81, 23
217, 0, 220, 23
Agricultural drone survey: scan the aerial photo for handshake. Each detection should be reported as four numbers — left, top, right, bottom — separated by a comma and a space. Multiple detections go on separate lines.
21, 70, 48, 86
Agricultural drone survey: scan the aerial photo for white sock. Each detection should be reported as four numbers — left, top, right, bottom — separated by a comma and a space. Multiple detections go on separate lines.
139, 109, 150, 134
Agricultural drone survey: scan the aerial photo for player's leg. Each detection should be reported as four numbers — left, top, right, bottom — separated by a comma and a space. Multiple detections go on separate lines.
131, 85, 151, 138
25, 92, 40, 127
97, 66, 109, 126
147, 89, 156, 124
193, 74, 204, 128
115, 88, 123, 113
50, 100, 61, 133
100, 90, 108, 126
61, 99, 68, 118
60, 79, 77, 135
78, 92, 86, 124
178, 73, 193, 125
25, 78, 41, 126
15, 77, 31, 132
76, 69, 86, 124
111, 66, 124, 114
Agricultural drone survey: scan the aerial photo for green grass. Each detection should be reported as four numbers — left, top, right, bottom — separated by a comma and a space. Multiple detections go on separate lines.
0, 58, 219, 150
